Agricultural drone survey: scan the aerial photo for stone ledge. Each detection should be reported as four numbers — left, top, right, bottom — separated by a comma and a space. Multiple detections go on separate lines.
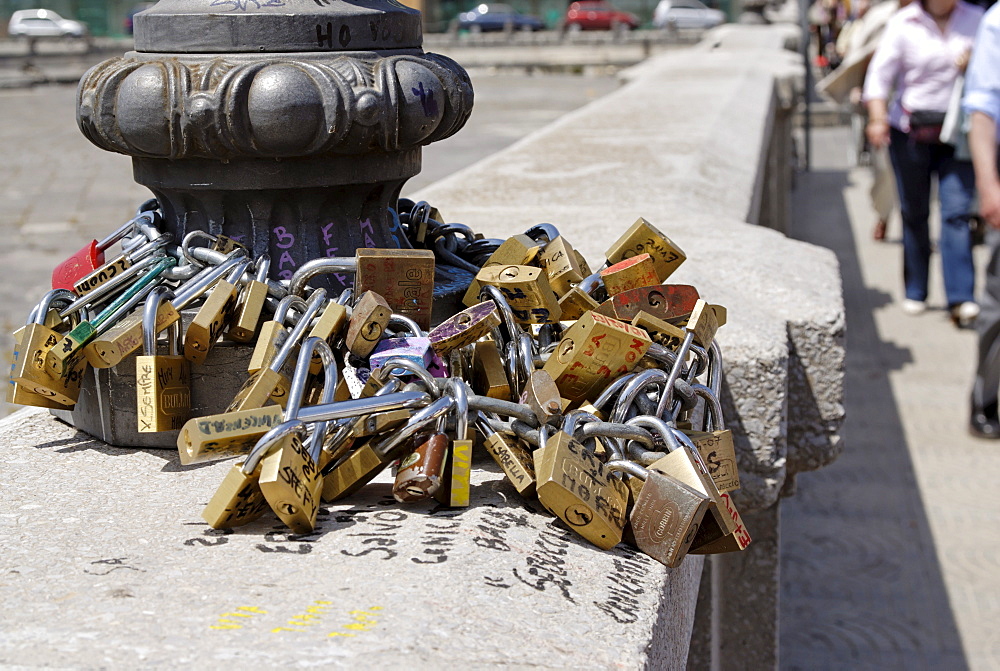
0, 406, 701, 668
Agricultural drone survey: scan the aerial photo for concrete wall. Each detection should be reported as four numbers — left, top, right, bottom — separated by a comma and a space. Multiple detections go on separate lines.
415, 22, 845, 670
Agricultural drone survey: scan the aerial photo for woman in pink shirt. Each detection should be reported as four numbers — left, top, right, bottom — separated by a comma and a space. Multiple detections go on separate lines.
864, 0, 984, 324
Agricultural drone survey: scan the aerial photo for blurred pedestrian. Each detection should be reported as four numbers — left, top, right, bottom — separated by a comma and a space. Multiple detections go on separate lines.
965, 2, 1000, 437
863, 0, 984, 323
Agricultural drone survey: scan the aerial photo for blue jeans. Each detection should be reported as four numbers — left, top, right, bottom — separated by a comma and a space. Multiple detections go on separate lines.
888, 126, 976, 307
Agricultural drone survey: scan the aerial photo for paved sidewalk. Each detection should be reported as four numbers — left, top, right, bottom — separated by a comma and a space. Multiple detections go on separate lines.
780, 125, 1000, 670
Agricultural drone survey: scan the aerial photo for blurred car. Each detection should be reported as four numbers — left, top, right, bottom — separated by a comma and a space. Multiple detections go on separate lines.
652, 0, 725, 29
564, 1, 639, 31
124, 2, 155, 35
457, 4, 545, 32
7, 9, 87, 38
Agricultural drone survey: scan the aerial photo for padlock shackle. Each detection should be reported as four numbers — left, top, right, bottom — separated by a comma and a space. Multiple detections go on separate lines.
610, 369, 669, 424
690, 383, 726, 432
576, 270, 604, 295
655, 330, 696, 419
141, 286, 175, 355
287, 257, 356, 298
372, 395, 454, 459
58, 254, 162, 320
373, 357, 438, 397
92, 256, 176, 332
523, 222, 560, 245
270, 289, 327, 372
477, 284, 520, 348
96, 212, 148, 252
225, 258, 253, 286
466, 394, 538, 427
172, 252, 248, 310
125, 230, 172, 264
298, 390, 430, 425
285, 336, 337, 421
708, 340, 723, 397
180, 230, 218, 266
274, 295, 308, 324
605, 459, 649, 481
241, 419, 306, 474
254, 254, 271, 283
443, 377, 469, 439
387, 314, 423, 339
578, 421, 656, 451
31, 289, 77, 325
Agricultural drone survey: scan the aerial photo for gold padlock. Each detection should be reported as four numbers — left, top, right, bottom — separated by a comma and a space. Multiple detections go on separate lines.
472, 339, 511, 400
534, 419, 628, 549
306, 299, 348, 375
135, 287, 190, 433
228, 254, 272, 343
355, 248, 435, 331
542, 311, 652, 402
683, 429, 740, 494
177, 405, 285, 465
8, 327, 64, 409
433, 379, 473, 508
608, 459, 708, 568
474, 412, 536, 498
599, 253, 660, 297
683, 299, 721, 349
10, 290, 84, 407
631, 311, 686, 350
558, 285, 602, 321
462, 234, 542, 306
202, 419, 304, 529
185, 259, 251, 364
476, 265, 562, 324
605, 217, 686, 280
539, 236, 591, 296
345, 290, 392, 358
519, 369, 562, 426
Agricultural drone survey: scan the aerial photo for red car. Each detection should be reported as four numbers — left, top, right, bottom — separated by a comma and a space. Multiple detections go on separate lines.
564, 1, 639, 30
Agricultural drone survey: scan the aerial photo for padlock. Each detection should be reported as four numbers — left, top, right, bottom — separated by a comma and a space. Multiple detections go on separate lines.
681, 382, 739, 493
184, 258, 251, 364
462, 233, 542, 306
433, 378, 473, 508
46, 255, 176, 378
542, 310, 652, 402
471, 339, 511, 400
247, 295, 303, 375
345, 290, 392, 358
8, 327, 65, 409
358, 355, 438, 399
323, 395, 453, 502
72, 232, 171, 296
594, 284, 701, 324
533, 412, 629, 549
51, 214, 147, 290
258, 337, 339, 533
538, 236, 591, 296
599, 253, 660, 297
392, 432, 449, 502
177, 405, 285, 465
228, 254, 272, 343
306, 290, 350, 374
519, 368, 562, 426
638, 419, 749, 553
86, 252, 246, 369
605, 217, 687, 280
10, 290, 86, 407
135, 287, 190, 432
630, 311, 686, 350
474, 411, 536, 498
202, 419, 305, 529
355, 248, 436, 331
428, 301, 501, 355
475, 265, 562, 324
226, 289, 326, 412
558, 285, 602, 321
684, 299, 721, 349
606, 459, 709, 568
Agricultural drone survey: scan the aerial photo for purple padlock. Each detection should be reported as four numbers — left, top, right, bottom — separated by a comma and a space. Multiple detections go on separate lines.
369, 336, 434, 376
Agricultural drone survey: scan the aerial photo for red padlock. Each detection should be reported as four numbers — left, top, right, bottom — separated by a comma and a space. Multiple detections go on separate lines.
50, 211, 156, 290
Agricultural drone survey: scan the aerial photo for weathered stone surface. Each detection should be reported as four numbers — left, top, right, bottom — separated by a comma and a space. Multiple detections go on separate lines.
0, 407, 701, 668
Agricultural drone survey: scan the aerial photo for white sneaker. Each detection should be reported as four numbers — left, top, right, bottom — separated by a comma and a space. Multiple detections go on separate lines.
902, 299, 927, 315
952, 301, 980, 326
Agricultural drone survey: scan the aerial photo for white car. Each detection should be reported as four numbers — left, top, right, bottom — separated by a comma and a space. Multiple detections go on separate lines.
8, 9, 88, 38
652, 0, 725, 29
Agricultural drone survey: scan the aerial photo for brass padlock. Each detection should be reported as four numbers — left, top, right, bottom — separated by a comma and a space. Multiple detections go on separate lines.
557, 285, 602, 321
475, 265, 562, 324
607, 459, 709, 568
227, 289, 326, 413
135, 287, 190, 433
185, 258, 251, 364
322, 395, 452, 502
8, 327, 65, 409
177, 405, 285, 465
472, 339, 511, 400
428, 301, 501, 355
228, 254, 272, 343
10, 289, 85, 407
462, 233, 542, 306
474, 411, 536, 498
306, 294, 348, 375
202, 419, 304, 529
345, 290, 392, 358
86, 253, 245, 369
594, 284, 701, 324
684, 299, 721, 349
533, 414, 629, 549
433, 378, 473, 508
542, 311, 652, 402
682, 381, 739, 493
605, 217, 686, 280
519, 369, 562, 426
392, 432, 449, 502
539, 236, 591, 296
247, 295, 303, 374
599, 253, 660, 297
631, 311, 686, 350
355, 248, 435, 331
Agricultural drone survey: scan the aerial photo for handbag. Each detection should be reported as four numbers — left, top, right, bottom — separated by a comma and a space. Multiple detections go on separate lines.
908, 109, 947, 144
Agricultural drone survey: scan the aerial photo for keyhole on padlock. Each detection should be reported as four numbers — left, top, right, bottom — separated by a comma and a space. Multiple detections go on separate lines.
456, 313, 472, 328
557, 339, 575, 363
363, 322, 381, 341
280, 503, 299, 516
500, 266, 520, 280
564, 505, 593, 526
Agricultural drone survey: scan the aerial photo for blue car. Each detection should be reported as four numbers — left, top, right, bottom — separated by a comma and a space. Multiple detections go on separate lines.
457, 4, 545, 32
